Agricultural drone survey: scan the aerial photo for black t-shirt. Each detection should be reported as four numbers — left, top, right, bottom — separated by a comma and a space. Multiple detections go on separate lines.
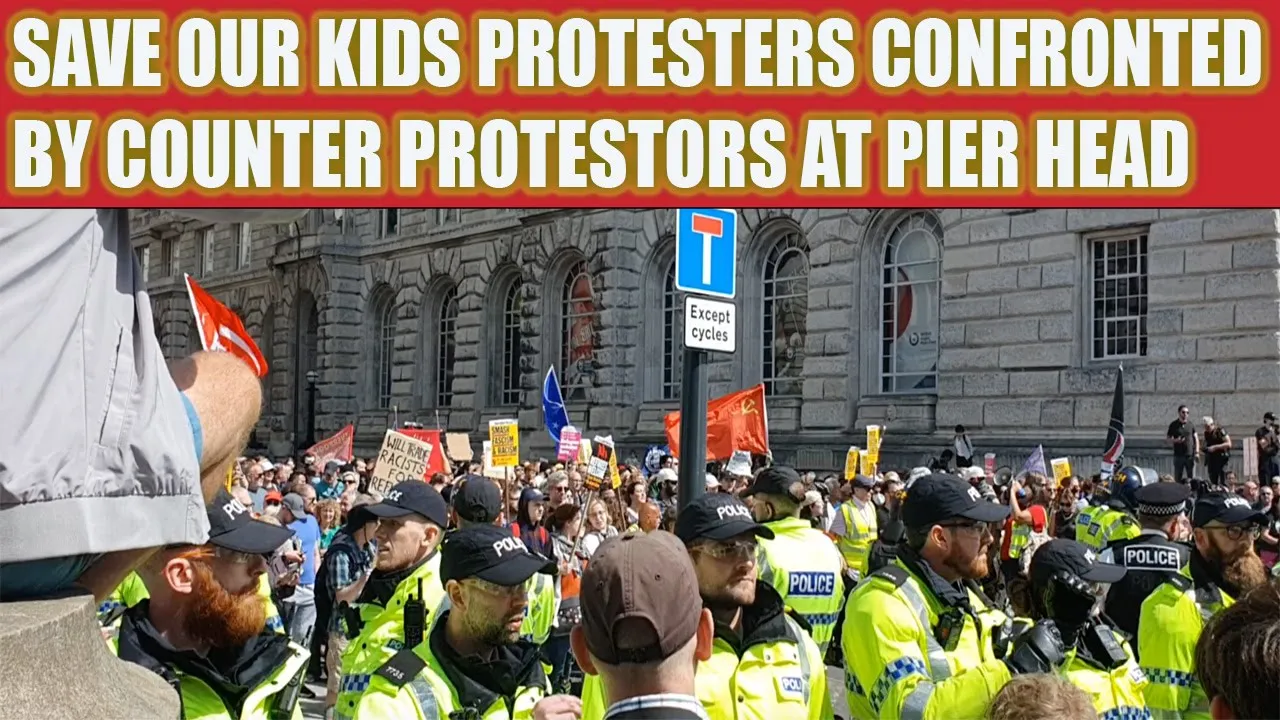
1256, 424, 1278, 459
1167, 420, 1195, 456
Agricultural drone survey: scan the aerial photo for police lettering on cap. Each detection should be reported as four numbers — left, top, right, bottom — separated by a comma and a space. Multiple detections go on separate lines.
206, 489, 294, 555
441, 525, 557, 586
1192, 492, 1269, 528
901, 473, 1010, 530
674, 493, 775, 544
365, 480, 449, 528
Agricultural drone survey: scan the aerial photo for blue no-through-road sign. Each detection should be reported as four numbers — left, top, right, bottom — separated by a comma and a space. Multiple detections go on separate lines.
675, 208, 738, 299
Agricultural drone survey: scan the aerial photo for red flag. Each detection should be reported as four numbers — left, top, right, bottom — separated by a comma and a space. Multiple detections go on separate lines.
185, 274, 268, 378
665, 384, 770, 461
306, 424, 355, 466
399, 428, 450, 477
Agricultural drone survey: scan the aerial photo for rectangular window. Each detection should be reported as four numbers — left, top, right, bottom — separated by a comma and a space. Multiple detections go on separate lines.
201, 228, 215, 276
435, 208, 460, 226
163, 238, 177, 277
135, 245, 150, 282
380, 209, 400, 238
236, 223, 252, 268
1089, 231, 1149, 360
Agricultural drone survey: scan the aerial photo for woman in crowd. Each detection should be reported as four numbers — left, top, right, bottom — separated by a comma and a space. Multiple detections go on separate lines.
622, 478, 647, 527
545, 504, 584, 694
314, 499, 341, 553
578, 498, 617, 558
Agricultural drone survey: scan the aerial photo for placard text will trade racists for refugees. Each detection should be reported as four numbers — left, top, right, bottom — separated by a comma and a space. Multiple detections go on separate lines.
4, 0, 1280, 207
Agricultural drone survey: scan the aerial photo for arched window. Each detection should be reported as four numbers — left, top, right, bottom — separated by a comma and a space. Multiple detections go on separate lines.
435, 286, 459, 407
762, 232, 808, 397
881, 211, 942, 394
499, 279, 523, 406
293, 292, 319, 434
372, 291, 396, 409
661, 259, 681, 400
560, 261, 595, 402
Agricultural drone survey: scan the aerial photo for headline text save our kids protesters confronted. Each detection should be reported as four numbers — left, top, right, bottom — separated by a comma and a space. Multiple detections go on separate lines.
3, 7, 1271, 200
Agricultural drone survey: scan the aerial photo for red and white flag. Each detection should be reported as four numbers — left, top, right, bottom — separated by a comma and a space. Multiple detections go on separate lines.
306, 424, 355, 466
185, 274, 268, 378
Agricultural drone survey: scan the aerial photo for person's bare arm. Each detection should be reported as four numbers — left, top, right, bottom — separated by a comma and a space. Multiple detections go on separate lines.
1009, 481, 1033, 525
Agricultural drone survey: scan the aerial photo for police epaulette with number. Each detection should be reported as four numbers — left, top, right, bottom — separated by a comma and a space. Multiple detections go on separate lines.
375, 649, 427, 688
1166, 573, 1193, 592
871, 565, 910, 588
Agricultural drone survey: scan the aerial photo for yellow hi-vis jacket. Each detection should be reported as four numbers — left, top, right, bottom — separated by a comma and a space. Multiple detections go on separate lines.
345, 610, 549, 720
579, 582, 832, 720
1058, 626, 1151, 720
842, 560, 1013, 720
100, 572, 284, 637
1076, 504, 1108, 550
834, 500, 879, 580
1103, 510, 1143, 547
758, 516, 845, 652
336, 554, 444, 718
114, 604, 310, 720
1138, 564, 1233, 720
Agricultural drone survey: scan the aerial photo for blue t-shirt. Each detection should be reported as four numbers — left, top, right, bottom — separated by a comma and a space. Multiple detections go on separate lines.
313, 478, 345, 501
288, 515, 322, 586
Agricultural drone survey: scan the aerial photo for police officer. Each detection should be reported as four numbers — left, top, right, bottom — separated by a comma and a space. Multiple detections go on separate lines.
116, 490, 309, 719
1098, 483, 1192, 641
350, 525, 565, 720
450, 476, 558, 646
743, 465, 845, 652
1028, 540, 1150, 719
830, 474, 879, 582
1139, 492, 1270, 719
580, 493, 832, 720
1086, 466, 1151, 551
336, 481, 449, 717
842, 474, 1067, 720
1075, 481, 1113, 550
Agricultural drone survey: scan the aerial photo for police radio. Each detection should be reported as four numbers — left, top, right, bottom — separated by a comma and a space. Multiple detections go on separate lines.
1081, 622, 1129, 670
934, 609, 965, 652
403, 578, 426, 649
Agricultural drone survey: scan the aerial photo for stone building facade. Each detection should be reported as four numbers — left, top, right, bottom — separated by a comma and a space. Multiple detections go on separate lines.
131, 208, 1280, 476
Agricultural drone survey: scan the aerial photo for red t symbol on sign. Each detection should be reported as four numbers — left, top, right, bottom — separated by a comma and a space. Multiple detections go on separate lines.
691, 214, 724, 286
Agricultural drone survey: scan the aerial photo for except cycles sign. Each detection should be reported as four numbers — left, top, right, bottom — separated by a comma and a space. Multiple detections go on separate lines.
684, 296, 736, 354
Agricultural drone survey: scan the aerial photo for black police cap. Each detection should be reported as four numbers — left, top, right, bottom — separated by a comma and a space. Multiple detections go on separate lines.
1029, 539, 1126, 588
451, 475, 502, 524
1192, 492, 1268, 528
901, 473, 1010, 530
440, 525, 556, 586
1134, 483, 1191, 518
365, 481, 448, 527
673, 494, 774, 544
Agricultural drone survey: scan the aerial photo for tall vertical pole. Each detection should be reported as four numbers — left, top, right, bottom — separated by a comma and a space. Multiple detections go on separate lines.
677, 348, 708, 510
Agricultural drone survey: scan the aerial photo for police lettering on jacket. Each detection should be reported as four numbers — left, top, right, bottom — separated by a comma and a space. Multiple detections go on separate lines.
788, 571, 836, 597
1123, 544, 1181, 570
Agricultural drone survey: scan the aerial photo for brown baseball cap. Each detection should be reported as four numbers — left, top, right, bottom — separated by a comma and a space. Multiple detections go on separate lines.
579, 530, 701, 665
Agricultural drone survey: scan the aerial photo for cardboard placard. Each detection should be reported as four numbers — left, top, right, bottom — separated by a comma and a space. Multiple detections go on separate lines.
866, 425, 882, 464
482, 441, 508, 480
586, 437, 612, 491
445, 432, 474, 462
557, 426, 581, 462
578, 437, 592, 464
488, 419, 519, 467
369, 430, 434, 496
984, 453, 997, 475
844, 447, 860, 480
1051, 457, 1072, 486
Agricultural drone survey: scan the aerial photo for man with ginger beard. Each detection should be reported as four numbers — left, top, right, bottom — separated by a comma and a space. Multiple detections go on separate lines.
842, 474, 1066, 720
350, 524, 574, 720
1138, 491, 1270, 719
579, 494, 832, 720
115, 489, 310, 719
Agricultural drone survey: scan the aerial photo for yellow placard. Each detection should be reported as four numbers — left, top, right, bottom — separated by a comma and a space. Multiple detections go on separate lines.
1051, 458, 1073, 487
608, 445, 621, 489
844, 446, 861, 480
860, 451, 874, 477
867, 425, 882, 464
488, 419, 519, 468
578, 438, 592, 464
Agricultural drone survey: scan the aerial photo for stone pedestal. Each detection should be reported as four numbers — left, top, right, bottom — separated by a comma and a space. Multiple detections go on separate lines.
0, 593, 179, 719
